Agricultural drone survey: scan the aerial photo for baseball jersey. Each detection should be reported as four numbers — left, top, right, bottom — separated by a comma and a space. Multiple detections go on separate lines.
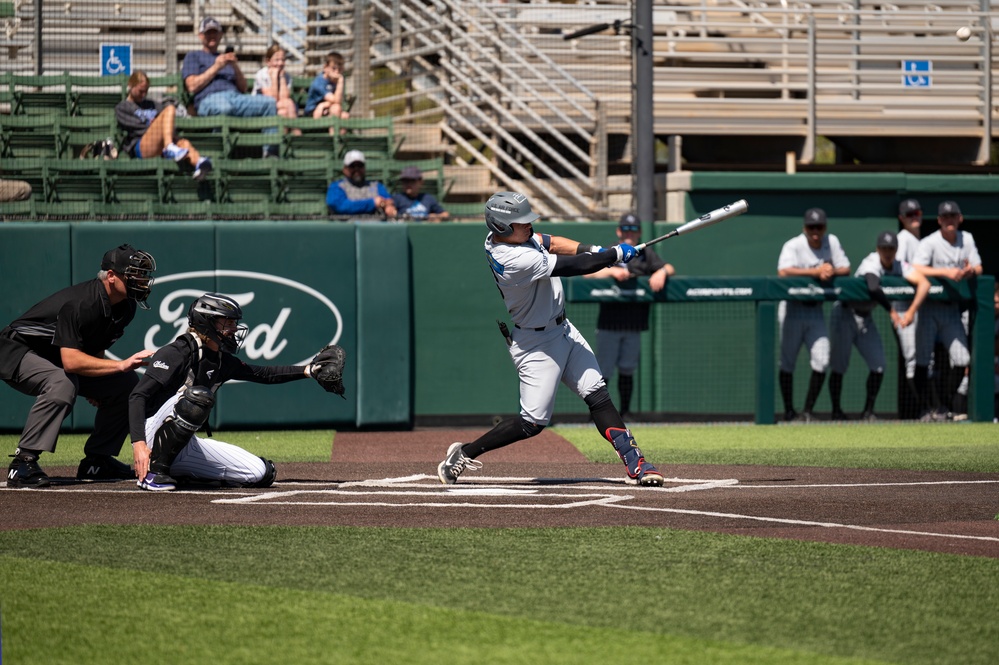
912, 230, 982, 271
596, 248, 667, 331
0, 279, 136, 377
896, 228, 920, 264
485, 232, 562, 330
778, 233, 850, 272
848, 252, 914, 315
304, 73, 338, 114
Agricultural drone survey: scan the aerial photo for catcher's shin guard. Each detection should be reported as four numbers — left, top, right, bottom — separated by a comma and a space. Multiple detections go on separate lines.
150, 386, 214, 473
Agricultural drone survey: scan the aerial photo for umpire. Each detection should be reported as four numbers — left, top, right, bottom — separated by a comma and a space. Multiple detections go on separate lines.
1, 244, 156, 488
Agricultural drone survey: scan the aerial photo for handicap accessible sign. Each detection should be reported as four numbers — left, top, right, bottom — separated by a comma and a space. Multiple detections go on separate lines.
100, 43, 132, 76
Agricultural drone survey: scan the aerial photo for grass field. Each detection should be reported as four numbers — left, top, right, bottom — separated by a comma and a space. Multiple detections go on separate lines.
1, 423, 997, 664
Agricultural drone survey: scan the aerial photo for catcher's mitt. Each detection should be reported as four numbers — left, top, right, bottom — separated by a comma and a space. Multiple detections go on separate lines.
309, 344, 346, 397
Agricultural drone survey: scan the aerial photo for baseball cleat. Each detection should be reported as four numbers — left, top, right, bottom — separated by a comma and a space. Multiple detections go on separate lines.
437, 442, 482, 485
137, 472, 177, 492
76, 455, 133, 482
7, 454, 50, 488
625, 463, 666, 487
608, 428, 665, 488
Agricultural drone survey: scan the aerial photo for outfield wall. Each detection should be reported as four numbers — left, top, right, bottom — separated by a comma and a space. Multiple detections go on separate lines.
1, 172, 996, 429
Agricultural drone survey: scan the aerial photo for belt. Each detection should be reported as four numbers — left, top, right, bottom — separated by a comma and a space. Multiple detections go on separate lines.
515, 312, 566, 331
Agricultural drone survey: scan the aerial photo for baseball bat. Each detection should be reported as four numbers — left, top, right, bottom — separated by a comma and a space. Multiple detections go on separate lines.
635, 199, 748, 252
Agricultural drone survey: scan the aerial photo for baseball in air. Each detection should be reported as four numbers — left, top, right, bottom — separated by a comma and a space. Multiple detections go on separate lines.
956, 26, 972, 41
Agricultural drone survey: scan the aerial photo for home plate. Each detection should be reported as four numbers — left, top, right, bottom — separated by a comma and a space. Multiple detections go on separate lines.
446, 487, 539, 496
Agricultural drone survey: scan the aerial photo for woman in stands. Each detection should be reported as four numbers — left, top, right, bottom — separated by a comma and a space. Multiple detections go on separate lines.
115, 70, 212, 180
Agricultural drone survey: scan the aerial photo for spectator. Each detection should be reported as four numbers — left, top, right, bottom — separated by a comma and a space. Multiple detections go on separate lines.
0, 178, 32, 202
584, 213, 674, 418
326, 150, 397, 220
181, 16, 278, 156
304, 51, 350, 133
252, 44, 298, 123
392, 166, 449, 222
911, 201, 983, 421
0, 244, 156, 488
115, 70, 212, 180
828, 231, 930, 421
777, 208, 851, 422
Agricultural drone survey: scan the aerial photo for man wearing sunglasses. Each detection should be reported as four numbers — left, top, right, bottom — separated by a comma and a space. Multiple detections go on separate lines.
777, 208, 851, 422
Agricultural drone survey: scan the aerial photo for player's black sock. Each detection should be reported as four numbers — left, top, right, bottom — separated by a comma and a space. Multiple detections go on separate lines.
618, 374, 634, 416
464, 416, 541, 458
829, 372, 844, 412
779, 371, 794, 413
803, 370, 825, 414
584, 387, 626, 439
864, 371, 883, 413
942, 365, 964, 413
913, 365, 929, 414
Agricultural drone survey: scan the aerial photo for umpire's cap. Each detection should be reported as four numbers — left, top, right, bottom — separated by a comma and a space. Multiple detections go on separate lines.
485, 191, 539, 236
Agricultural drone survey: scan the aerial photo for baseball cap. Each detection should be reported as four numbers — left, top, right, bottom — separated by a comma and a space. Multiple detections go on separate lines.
101, 244, 140, 274
803, 208, 827, 226
199, 16, 222, 33
876, 230, 898, 249
399, 166, 423, 180
938, 200, 961, 216
618, 213, 640, 231
343, 150, 365, 167
898, 199, 921, 215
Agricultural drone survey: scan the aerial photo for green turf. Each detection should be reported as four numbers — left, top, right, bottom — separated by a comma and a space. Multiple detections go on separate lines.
0, 430, 336, 466
556, 423, 999, 472
2, 526, 996, 665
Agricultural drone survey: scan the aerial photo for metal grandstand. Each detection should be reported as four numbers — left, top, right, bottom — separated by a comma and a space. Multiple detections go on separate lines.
2, 0, 997, 219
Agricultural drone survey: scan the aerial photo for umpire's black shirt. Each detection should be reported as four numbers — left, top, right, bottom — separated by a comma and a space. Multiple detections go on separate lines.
0, 279, 136, 379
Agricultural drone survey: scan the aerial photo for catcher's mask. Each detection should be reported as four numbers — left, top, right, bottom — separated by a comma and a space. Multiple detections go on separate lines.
188, 293, 249, 354
484, 191, 540, 236
100, 244, 156, 309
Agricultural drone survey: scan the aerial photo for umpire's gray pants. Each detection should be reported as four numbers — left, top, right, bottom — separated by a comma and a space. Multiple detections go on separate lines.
3, 350, 138, 456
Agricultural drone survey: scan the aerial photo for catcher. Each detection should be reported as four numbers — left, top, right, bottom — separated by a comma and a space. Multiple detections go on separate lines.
128, 292, 345, 491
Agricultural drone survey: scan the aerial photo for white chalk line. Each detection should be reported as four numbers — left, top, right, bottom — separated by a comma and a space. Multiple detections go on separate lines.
214, 488, 631, 509
607, 503, 999, 543
731, 480, 999, 489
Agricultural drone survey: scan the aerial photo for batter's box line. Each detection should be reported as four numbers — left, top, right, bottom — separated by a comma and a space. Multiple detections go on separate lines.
607, 504, 999, 544
337, 474, 739, 493
213, 488, 632, 509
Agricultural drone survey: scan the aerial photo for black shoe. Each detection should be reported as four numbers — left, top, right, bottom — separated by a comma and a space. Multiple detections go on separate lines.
7, 453, 50, 488
859, 409, 878, 423
831, 409, 849, 421
784, 409, 798, 422
794, 411, 815, 424
76, 455, 133, 482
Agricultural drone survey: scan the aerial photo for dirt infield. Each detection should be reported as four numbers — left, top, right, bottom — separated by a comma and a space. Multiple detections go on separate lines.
2, 428, 997, 558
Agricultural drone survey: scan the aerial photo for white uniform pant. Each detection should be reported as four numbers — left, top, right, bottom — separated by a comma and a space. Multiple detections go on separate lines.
915, 302, 970, 368
892, 304, 917, 379
510, 319, 605, 426
829, 303, 885, 375
778, 301, 830, 373
144, 392, 268, 485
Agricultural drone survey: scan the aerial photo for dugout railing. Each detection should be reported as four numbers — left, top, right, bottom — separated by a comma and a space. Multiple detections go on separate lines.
565, 274, 996, 424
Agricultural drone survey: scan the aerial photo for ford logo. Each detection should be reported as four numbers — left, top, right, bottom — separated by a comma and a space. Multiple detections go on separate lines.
109, 270, 343, 366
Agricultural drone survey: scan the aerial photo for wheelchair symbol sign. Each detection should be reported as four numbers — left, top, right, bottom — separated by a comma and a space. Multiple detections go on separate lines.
100, 44, 132, 76
902, 60, 931, 87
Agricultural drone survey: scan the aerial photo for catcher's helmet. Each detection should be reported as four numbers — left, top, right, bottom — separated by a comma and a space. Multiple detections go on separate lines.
484, 191, 540, 236
100, 244, 156, 309
188, 293, 248, 354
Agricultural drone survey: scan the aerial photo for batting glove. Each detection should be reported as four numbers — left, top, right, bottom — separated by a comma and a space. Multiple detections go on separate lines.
614, 243, 638, 263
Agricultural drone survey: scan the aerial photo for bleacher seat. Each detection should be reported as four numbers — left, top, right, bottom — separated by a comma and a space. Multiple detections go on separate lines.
174, 116, 227, 159
387, 158, 447, 201
104, 159, 165, 204
45, 159, 106, 203
275, 158, 334, 204
224, 116, 283, 159
217, 159, 278, 204
10, 74, 71, 115
68, 75, 127, 116
0, 114, 60, 158
337, 117, 396, 161
56, 115, 117, 159
282, 117, 338, 159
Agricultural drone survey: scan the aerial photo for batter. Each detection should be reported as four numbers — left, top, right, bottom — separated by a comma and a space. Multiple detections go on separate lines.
437, 192, 665, 487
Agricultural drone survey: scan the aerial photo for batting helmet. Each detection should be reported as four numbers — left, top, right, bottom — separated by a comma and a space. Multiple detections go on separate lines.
188, 293, 248, 354
484, 191, 540, 236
